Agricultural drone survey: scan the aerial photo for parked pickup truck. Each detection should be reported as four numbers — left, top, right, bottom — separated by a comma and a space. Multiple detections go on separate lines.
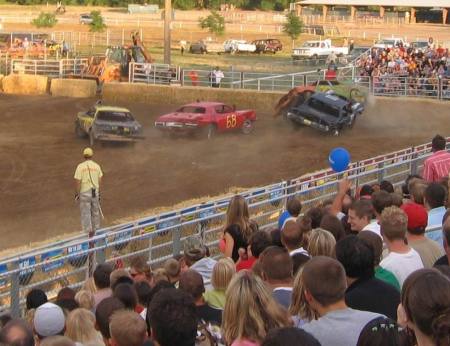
373, 37, 407, 49
224, 40, 257, 54
292, 39, 349, 60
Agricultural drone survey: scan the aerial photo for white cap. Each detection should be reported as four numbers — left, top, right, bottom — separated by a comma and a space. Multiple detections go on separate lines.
33, 302, 65, 337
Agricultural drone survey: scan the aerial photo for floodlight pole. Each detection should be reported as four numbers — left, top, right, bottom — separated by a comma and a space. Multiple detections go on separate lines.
164, 0, 172, 65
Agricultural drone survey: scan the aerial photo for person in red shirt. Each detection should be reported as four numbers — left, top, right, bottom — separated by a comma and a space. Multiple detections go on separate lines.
236, 230, 272, 271
422, 135, 450, 182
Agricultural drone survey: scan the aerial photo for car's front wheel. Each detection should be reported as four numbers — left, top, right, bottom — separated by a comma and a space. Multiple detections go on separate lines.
75, 121, 86, 138
241, 120, 254, 135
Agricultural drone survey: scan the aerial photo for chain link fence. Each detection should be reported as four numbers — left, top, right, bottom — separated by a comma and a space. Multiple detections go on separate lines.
0, 139, 447, 317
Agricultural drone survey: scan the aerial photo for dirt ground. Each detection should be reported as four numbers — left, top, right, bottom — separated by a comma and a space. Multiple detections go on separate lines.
0, 94, 449, 251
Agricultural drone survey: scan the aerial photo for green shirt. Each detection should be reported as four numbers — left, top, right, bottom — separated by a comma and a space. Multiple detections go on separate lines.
204, 289, 226, 310
375, 266, 400, 291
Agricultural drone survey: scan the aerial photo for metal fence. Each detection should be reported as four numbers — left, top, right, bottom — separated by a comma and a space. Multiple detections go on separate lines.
0, 139, 446, 317
128, 62, 180, 85
175, 66, 356, 91
10, 58, 88, 77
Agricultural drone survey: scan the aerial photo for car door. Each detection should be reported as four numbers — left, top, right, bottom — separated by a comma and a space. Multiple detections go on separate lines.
214, 105, 241, 131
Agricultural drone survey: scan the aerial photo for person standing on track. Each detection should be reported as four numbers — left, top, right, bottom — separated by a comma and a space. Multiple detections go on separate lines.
74, 147, 103, 236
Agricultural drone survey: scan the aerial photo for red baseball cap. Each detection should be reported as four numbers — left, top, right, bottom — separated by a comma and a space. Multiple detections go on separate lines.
401, 202, 428, 230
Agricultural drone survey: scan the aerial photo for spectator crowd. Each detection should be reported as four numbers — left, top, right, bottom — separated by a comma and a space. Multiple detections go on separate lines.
0, 135, 450, 346
356, 38, 450, 97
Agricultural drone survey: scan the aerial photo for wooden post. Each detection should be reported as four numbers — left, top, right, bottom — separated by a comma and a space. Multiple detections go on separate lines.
443, 8, 448, 25
164, 0, 171, 65
379, 6, 385, 19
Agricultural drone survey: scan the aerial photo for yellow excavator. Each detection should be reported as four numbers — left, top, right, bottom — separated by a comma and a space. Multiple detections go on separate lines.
78, 31, 153, 83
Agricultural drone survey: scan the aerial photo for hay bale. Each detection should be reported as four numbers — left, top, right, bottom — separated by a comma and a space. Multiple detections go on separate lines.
51, 78, 97, 98
2, 74, 48, 95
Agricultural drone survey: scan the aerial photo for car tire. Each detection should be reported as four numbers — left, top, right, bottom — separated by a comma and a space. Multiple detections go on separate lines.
205, 124, 216, 140
89, 130, 95, 146
241, 120, 253, 135
75, 122, 86, 138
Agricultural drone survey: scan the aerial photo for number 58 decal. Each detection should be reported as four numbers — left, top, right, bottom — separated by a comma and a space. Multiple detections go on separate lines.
226, 114, 237, 128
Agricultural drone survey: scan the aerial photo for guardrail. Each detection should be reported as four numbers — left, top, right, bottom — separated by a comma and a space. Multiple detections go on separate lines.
0, 138, 447, 317
10, 58, 88, 77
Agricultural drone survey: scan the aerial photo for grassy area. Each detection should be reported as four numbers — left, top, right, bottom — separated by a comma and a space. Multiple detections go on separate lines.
74, 44, 333, 73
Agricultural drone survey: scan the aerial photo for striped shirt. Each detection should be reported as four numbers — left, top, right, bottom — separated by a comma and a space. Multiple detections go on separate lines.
422, 150, 450, 182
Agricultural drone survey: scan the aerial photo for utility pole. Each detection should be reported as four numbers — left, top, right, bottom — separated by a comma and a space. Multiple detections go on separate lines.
164, 0, 171, 65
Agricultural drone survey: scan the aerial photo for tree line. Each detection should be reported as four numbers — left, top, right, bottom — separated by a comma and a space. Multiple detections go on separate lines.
9, 0, 290, 11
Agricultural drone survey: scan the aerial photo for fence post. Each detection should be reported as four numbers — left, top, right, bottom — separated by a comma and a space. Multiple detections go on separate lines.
34, 60, 37, 75
438, 77, 442, 100
106, 30, 109, 46
377, 161, 385, 183
240, 72, 244, 89
291, 74, 295, 88
172, 226, 181, 257
94, 235, 106, 266
9, 262, 20, 318
303, 74, 307, 86
59, 59, 63, 78
410, 147, 418, 175
181, 69, 184, 86
129, 62, 132, 83
257, 79, 261, 91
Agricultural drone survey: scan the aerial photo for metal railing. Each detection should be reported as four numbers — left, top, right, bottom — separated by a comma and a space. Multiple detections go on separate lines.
10, 58, 88, 77
0, 138, 447, 317
177, 66, 357, 91
128, 62, 180, 85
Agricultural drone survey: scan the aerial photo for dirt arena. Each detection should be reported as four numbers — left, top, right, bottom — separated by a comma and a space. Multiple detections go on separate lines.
0, 94, 449, 251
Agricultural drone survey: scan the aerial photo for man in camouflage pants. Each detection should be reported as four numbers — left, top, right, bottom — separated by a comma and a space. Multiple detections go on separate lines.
74, 147, 103, 235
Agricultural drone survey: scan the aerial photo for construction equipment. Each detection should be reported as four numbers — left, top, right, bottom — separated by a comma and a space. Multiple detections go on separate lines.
78, 31, 153, 83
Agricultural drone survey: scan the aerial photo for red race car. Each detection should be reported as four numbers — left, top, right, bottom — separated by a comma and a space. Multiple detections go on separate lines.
154, 101, 256, 139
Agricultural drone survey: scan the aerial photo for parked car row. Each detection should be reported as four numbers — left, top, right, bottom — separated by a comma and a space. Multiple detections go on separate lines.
187, 38, 283, 55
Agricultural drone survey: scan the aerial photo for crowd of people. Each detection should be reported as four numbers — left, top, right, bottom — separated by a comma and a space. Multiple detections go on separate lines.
1, 135, 450, 346
356, 38, 450, 97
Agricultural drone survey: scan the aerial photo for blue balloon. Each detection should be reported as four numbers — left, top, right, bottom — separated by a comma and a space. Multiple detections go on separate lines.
329, 148, 351, 172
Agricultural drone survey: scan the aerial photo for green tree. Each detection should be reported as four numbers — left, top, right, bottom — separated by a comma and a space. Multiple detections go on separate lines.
199, 10, 225, 36
89, 10, 107, 32
283, 12, 303, 42
32, 12, 58, 28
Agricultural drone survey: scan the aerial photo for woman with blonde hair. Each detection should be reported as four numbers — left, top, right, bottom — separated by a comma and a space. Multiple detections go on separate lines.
289, 268, 317, 328
65, 308, 104, 346
82, 277, 97, 295
222, 271, 291, 346
307, 228, 336, 258
204, 258, 236, 309
220, 195, 258, 262
74, 290, 95, 311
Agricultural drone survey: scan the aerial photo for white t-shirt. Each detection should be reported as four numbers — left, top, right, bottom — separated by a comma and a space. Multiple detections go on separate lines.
362, 220, 381, 238
380, 248, 424, 287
